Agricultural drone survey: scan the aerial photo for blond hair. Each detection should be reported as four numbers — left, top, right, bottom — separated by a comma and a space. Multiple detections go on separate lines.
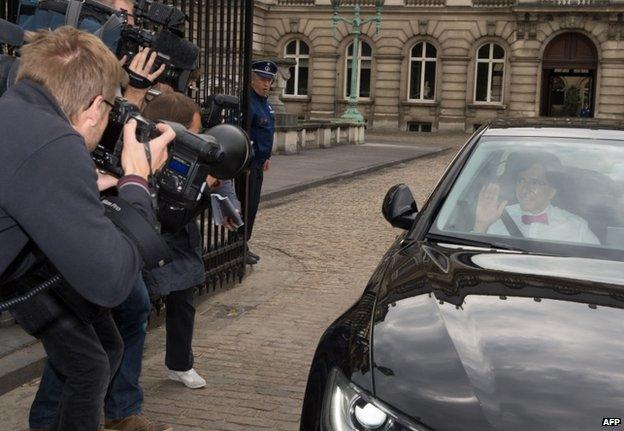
17, 26, 128, 121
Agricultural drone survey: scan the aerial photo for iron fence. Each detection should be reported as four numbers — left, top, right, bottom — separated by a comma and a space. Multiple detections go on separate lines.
0, 0, 255, 318
165, 0, 254, 299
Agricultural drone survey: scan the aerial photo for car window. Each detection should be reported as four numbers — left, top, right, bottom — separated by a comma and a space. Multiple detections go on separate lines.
432, 135, 624, 259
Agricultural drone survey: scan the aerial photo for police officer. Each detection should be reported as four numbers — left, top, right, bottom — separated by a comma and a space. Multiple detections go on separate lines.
246, 60, 277, 264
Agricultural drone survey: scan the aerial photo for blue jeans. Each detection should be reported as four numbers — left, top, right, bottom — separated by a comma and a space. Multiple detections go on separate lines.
29, 276, 151, 428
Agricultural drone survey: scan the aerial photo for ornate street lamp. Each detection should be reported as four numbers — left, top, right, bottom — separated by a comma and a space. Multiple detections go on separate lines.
331, 0, 384, 124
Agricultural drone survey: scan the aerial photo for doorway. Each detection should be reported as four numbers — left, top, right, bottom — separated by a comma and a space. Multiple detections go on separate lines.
540, 32, 598, 117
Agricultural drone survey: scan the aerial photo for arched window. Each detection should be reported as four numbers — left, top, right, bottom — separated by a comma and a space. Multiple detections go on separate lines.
345, 40, 372, 99
284, 39, 309, 96
474, 43, 505, 103
408, 42, 437, 101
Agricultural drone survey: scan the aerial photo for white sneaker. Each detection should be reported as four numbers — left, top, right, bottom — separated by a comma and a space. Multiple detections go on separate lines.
167, 368, 206, 389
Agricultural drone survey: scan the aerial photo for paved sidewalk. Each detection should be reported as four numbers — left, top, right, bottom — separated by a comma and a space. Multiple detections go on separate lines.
263, 131, 467, 201
0, 131, 468, 430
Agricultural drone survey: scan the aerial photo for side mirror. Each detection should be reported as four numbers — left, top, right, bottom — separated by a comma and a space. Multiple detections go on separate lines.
382, 184, 418, 230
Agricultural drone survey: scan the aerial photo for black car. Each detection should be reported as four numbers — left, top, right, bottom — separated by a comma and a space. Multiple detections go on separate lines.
300, 120, 624, 431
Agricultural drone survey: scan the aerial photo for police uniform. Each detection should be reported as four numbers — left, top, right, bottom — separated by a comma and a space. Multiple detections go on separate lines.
247, 60, 277, 241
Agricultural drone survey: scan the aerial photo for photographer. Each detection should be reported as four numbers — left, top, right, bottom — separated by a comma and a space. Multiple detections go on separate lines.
142, 92, 241, 389
28, 52, 172, 431
0, 26, 174, 431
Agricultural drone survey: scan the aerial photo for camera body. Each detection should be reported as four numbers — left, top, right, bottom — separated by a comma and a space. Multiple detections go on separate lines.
156, 123, 225, 231
117, 26, 198, 93
0, 0, 200, 96
92, 97, 155, 177
93, 99, 250, 233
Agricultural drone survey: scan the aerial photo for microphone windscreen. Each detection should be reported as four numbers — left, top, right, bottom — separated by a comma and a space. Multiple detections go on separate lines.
0, 19, 25, 46
152, 31, 198, 70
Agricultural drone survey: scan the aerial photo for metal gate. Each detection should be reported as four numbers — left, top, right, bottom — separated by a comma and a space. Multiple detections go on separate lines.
0, 0, 255, 304
167, 0, 254, 298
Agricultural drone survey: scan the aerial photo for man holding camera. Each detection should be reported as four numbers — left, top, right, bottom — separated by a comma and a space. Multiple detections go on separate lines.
0, 26, 174, 431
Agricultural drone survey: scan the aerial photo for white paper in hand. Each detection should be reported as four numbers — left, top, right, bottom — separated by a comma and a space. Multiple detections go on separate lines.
210, 193, 244, 227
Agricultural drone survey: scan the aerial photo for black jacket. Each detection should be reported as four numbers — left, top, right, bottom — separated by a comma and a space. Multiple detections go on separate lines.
0, 80, 154, 308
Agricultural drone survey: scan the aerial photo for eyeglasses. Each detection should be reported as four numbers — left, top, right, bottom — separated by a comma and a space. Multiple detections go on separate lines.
102, 98, 115, 109
88, 96, 116, 110
517, 177, 549, 188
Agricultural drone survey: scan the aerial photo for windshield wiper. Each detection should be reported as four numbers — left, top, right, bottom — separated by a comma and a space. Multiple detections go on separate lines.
426, 233, 527, 252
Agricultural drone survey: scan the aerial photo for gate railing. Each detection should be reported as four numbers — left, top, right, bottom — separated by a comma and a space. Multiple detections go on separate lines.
167, 0, 254, 298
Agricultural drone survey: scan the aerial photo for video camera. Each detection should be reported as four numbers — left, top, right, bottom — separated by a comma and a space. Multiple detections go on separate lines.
93, 97, 252, 232
116, 0, 199, 92
0, 0, 200, 96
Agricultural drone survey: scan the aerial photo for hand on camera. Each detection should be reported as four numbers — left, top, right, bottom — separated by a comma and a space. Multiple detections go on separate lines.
122, 47, 166, 107
129, 47, 166, 83
121, 120, 175, 180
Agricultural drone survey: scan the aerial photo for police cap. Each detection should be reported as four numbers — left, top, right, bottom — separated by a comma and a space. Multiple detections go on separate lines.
251, 60, 277, 80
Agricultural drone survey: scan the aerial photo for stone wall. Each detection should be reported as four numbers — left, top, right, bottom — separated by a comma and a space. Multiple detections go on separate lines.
254, 0, 624, 132
273, 121, 366, 154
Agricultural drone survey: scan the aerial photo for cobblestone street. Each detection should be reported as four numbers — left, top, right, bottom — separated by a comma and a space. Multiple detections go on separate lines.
0, 142, 462, 431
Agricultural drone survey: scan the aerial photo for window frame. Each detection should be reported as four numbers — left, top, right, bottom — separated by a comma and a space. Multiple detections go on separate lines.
407, 41, 438, 102
344, 40, 373, 100
473, 42, 506, 104
283, 39, 310, 98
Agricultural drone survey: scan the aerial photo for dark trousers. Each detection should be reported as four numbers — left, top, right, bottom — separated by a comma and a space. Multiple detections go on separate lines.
246, 165, 264, 241
29, 277, 151, 428
12, 291, 123, 431
165, 287, 196, 371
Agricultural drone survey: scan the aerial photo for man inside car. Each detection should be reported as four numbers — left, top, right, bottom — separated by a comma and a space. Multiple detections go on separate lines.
473, 153, 599, 244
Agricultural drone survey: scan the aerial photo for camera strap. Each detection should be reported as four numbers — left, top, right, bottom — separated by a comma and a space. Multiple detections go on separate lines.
64, 0, 83, 27
101, 196, 172, 269
126, 69, 152, 89
94, 13, 123, 42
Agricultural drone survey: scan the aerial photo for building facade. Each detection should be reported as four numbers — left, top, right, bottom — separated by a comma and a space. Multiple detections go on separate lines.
254, 0, 624, 132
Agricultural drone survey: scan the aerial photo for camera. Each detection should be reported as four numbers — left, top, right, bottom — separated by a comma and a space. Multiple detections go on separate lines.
117, 26, 199, 93
95, 98, 252, 232
155, 123, 223, 231
115, 0, 199, 93
92, 97, 156, 177
155, 123, 252, 232
0, 0, 200, 96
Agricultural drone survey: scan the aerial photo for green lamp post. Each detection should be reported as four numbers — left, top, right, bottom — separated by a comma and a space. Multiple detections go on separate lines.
331, 0, 384, 124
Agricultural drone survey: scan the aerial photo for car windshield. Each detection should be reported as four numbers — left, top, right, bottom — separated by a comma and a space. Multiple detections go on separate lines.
431, 132, 624, 261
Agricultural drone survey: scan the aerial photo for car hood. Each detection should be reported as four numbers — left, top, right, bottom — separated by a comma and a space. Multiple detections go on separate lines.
371, 242, 624, 431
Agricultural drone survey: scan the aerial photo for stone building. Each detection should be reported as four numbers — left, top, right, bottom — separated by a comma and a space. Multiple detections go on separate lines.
253, 0, 624, 132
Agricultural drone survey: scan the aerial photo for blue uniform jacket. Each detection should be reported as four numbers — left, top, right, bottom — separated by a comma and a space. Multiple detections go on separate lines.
249, 90, 275, 168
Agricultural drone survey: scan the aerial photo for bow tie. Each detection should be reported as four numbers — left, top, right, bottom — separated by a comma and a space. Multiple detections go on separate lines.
521, 213, 549, 225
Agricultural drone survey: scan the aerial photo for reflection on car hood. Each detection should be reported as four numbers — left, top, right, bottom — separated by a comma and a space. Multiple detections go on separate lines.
371, 244, 624, 431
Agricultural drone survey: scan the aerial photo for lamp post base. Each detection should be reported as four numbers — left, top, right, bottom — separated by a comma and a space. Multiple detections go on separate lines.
340, 106, 365, 123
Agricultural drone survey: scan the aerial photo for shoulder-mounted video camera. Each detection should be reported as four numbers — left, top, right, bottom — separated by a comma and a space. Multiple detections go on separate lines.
0, 0, 200, 97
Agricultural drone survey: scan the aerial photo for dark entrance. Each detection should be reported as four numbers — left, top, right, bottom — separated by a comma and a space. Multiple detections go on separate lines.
540, 32, 598, 117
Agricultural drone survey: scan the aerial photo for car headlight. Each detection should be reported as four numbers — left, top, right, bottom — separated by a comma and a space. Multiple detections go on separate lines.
323, 368, 429, 431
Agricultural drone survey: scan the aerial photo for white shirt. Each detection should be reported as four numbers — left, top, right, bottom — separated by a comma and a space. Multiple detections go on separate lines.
487, 204, 600, 245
